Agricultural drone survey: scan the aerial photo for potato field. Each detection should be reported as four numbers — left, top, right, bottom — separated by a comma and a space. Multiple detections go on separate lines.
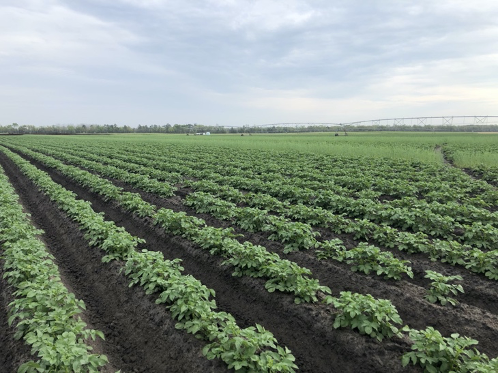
0, 133, 497, 373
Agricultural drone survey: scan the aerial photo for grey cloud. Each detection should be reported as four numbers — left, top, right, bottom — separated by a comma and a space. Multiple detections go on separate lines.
0, 0, 496, 126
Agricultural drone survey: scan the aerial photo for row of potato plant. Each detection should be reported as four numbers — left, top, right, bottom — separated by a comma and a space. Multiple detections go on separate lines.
12, 141, 496, 280
184, 191, 414, 280
126, 142, 496, 206
187, 161, 496, 214
3, 145, 331, 304
36, 141, 497, 241
17, 139, 496, 216
188, 172, 496, 249
35, 145, 177, 198
72, 143, 497, 215
185, 180, 497, 280
1, 138, 497, 373
47, 139, 493, 248
0, 146, 298, 373
44, 139, 494, 208
0, 164, 109, 372
0, 145, 414, 364
9, 142, 416, 281
16, 140, 496, 261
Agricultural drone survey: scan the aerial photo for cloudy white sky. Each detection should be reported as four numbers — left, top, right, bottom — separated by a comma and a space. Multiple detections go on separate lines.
1, 0, 497, 127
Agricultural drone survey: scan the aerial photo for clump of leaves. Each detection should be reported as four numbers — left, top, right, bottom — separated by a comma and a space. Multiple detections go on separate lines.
317, 241, 413, 280
331, 291, 403, 341
203, 321, 298, 373
424, 270, 464, 306
402, 326, 498, 373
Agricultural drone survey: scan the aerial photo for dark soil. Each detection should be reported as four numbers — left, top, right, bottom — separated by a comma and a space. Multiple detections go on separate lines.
1, 148, 497, 373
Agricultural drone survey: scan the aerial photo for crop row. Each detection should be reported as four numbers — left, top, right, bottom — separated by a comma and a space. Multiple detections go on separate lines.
185, 182, 497, 280
0, 164, 108, 372
92, 140, 497, 206
184, 191, 414, 281
1, 141, 497, 372
23, 138, 495, 207
8, 140, 496, 254
0, 146, 298, 372
6, 141, 496, 280
20, 139, 496, 282
5, 137, 496, 216
3, 145, 334, 303
26, 140, 497, 247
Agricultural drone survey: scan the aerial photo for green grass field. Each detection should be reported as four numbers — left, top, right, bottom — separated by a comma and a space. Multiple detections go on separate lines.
46, 131, 498, 168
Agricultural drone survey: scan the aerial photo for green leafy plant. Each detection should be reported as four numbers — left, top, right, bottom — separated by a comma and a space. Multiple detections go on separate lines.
464, 249, 498, 280
331, 291, 403, 341
234, 207, 270, 232
202, 322, 298, 372
0, 164, 108, 373
317, 241, 413, 280
153, 208, 205, 237
402, 326, 498, 373
124, 251, 298, 372
264, 217, 319, 253
424, 270, 464, 306
316, 238, 346, 260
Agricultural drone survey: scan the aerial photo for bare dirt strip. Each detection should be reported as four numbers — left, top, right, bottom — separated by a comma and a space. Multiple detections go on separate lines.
1, 149, 497, 372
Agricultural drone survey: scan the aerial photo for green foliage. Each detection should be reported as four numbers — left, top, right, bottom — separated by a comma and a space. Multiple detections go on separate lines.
119, 192, 157, 217
124, 251, 298, 372
331, 291, 403, 341
202, 322, 298, 372
153, 208, 205, 237
318, 241, 413, 280
185, 192, 237, 220
191, 226, 242, 254
424, 270, 464, 306
402, 326, 498, 373
0, 164, 108, 372
316, 238, 346, 260
234, 207, 270, 232
264, 216, 319, 253
2, 133, 498, 372
464, 249, 498, 280
0, 148, 298, 372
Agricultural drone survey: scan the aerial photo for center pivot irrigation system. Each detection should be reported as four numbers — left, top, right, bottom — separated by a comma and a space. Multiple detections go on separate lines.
245, 116, 498, 129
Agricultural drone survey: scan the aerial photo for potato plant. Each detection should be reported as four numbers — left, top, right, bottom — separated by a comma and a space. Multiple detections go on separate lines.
0, 163, 108, 372
424, 270, 464, 306
402, 326, 498, 373
1, 147, 298, 372
331, 291, 403, 342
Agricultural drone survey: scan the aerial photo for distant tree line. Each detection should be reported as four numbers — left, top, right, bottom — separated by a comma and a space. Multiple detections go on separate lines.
0, 122, 497, 135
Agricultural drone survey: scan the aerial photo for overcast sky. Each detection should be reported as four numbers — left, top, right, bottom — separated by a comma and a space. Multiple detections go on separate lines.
1, 0, 497, 127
